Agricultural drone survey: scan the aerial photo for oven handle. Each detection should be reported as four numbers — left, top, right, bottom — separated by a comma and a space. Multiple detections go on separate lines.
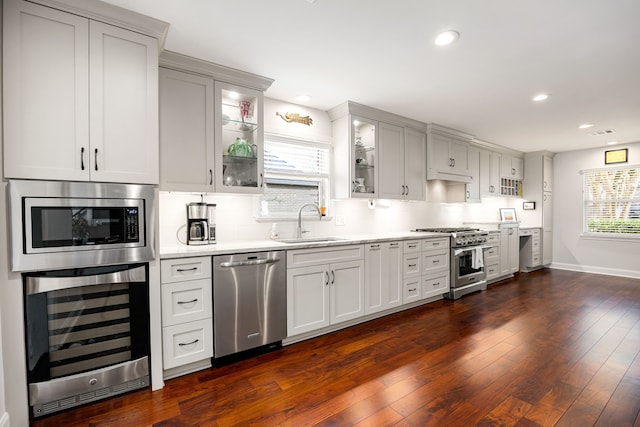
453, 245, 491, 256
25, 265, 146, 295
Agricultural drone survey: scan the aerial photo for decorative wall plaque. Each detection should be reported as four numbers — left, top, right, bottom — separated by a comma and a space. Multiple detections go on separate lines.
604, 148, 628, 164
276, 112, 313, 126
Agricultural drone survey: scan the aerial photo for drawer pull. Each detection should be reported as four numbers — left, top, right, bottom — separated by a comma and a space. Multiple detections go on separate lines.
176, 267, 198, 272
370, 244, 380, 249
432, 282, 440, 286
408, 244, 417, 248
178, 339, 199, 347
177, 298, 198, 305
432, 242, 440, 246
409, 288, 417, 292
432, 259, 440, 263
408, 263, 417, 268
390, 243, 399, 247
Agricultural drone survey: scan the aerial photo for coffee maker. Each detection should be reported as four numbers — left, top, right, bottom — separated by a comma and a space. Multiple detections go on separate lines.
186, 201, 216, 245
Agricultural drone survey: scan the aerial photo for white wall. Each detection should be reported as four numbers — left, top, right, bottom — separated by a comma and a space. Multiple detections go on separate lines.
553, 142, 640, 278
159, 99, 522, 248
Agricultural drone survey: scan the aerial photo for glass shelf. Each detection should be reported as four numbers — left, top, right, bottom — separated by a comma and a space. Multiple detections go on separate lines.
355, 163, 374, 169
355, 145, 375, 152
223, 118, 258, 132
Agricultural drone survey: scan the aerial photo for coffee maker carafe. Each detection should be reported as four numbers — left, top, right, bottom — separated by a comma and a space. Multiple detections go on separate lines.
187, 201, 216, 245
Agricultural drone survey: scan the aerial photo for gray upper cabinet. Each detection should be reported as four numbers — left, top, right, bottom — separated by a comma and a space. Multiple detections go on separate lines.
3, 0, 164, 184
158, 51, 273, 194
426, 125, 472, 182
159, 68, 215, 192
378, 124, 426, 200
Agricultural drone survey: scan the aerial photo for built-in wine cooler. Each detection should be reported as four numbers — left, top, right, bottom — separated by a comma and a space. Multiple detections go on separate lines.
24, 263, 150, 418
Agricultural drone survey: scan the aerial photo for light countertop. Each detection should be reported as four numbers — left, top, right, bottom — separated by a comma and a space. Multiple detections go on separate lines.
160, 231, 445, 259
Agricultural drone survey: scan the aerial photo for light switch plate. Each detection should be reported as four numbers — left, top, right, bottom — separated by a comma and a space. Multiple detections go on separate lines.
335, 215, 346, 226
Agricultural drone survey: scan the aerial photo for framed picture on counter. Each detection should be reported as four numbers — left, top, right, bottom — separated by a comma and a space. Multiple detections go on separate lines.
500, 208, 517, 222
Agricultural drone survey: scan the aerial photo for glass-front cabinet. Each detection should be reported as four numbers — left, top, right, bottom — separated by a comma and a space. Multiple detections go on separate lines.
351, 116, 378, 198
214, 81, 264, 193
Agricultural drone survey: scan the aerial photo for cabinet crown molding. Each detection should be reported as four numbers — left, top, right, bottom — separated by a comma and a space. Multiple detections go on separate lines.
26, 0, 170, 49
159, 51, 274, 92
327, 101, 426, 131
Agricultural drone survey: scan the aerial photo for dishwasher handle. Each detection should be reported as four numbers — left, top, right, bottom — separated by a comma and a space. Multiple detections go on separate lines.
219, 257, 281, 268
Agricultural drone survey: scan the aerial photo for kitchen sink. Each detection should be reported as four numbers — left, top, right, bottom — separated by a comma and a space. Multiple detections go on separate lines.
278, 237, 348, 244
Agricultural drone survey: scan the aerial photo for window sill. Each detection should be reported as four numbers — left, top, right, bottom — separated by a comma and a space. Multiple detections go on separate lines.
255, 216, 333, 223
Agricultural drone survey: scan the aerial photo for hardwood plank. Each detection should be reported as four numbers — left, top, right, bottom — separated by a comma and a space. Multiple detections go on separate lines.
29, 269, 640, 427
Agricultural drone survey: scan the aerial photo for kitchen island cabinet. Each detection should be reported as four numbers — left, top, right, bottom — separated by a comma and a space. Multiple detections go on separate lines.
4, 0, 163, 184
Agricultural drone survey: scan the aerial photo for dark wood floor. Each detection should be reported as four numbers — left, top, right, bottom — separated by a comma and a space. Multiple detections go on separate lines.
31, 269, 640, 426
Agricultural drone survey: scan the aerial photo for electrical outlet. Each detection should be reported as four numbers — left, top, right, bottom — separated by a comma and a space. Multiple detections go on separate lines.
335, 215, 346, 226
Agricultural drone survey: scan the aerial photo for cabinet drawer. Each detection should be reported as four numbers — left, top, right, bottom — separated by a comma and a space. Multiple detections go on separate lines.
403, 240, 421, 253
486, 263, 500, 279
161, 279, 212, 326
422, 238, 449, 251
403, 253, 421, 277
531, 255, 541, 266
487, 233, 500, 243
403, 277, 421, 303
422, 251, 448, 273
161, 257, 212, 284
162, 319, 213, 369
485, 245, 499, 260
287, 245, 363, 268
421, 273, 449, 299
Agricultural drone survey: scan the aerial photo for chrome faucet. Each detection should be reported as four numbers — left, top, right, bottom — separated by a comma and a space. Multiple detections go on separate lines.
296, 203, 322, 239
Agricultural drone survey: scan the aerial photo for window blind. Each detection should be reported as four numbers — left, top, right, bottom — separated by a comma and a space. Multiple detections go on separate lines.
583, 166, 640, 235
264, 140, 329, 178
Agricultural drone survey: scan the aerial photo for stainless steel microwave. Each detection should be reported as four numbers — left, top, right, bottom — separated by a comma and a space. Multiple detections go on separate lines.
8, 180, 156, 272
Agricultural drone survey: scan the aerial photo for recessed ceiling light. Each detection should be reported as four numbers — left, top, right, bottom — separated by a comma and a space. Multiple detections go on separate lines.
294, 95, 311, 103
578, 123, 594, 129
435, 30, 460, 46
607, 141, 618, 145
532, 93, 550, 102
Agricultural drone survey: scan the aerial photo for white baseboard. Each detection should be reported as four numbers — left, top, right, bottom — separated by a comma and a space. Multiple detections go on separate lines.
551, 262, 640, 279
0, 412, 10, 427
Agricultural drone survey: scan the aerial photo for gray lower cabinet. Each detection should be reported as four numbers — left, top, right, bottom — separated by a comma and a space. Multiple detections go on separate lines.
364, 241, 403, 314
160, 257, 213, 372
286, 245, 365, 337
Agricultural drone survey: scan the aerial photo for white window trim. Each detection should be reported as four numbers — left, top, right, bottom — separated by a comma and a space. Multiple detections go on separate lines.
581, 164, 640, 240
258, 133, 331, 221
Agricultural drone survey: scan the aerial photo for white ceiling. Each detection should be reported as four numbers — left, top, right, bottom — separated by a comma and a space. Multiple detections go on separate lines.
103, 0, 640, 154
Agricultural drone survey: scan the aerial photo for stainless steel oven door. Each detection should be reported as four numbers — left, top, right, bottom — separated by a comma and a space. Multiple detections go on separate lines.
451, 246, 488, 288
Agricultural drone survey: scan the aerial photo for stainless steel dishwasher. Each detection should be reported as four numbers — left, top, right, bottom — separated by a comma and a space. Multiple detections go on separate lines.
213, 251, 286, 358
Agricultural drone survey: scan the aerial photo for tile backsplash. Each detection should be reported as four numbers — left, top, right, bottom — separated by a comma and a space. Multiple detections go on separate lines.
159, 189, 522, 248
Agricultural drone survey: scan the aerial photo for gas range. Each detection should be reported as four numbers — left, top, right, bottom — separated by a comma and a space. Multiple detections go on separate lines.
413, 227, 489, 248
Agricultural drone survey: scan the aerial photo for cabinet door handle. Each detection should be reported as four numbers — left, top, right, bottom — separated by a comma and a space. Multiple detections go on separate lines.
259, 173, 264, 187
178, 339, 199, 347
177, 298, 198, 305
405, 185, 409, 196
401, 185, 405, 196
330, 270, 335, 284
81, 147, 85, 170
325, 271, 329, 286
209, 169, 213, 185
176, 267, 198, 272
466, 190, 471, 199
94, 148, 99, 171
543, 181, 547, 189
